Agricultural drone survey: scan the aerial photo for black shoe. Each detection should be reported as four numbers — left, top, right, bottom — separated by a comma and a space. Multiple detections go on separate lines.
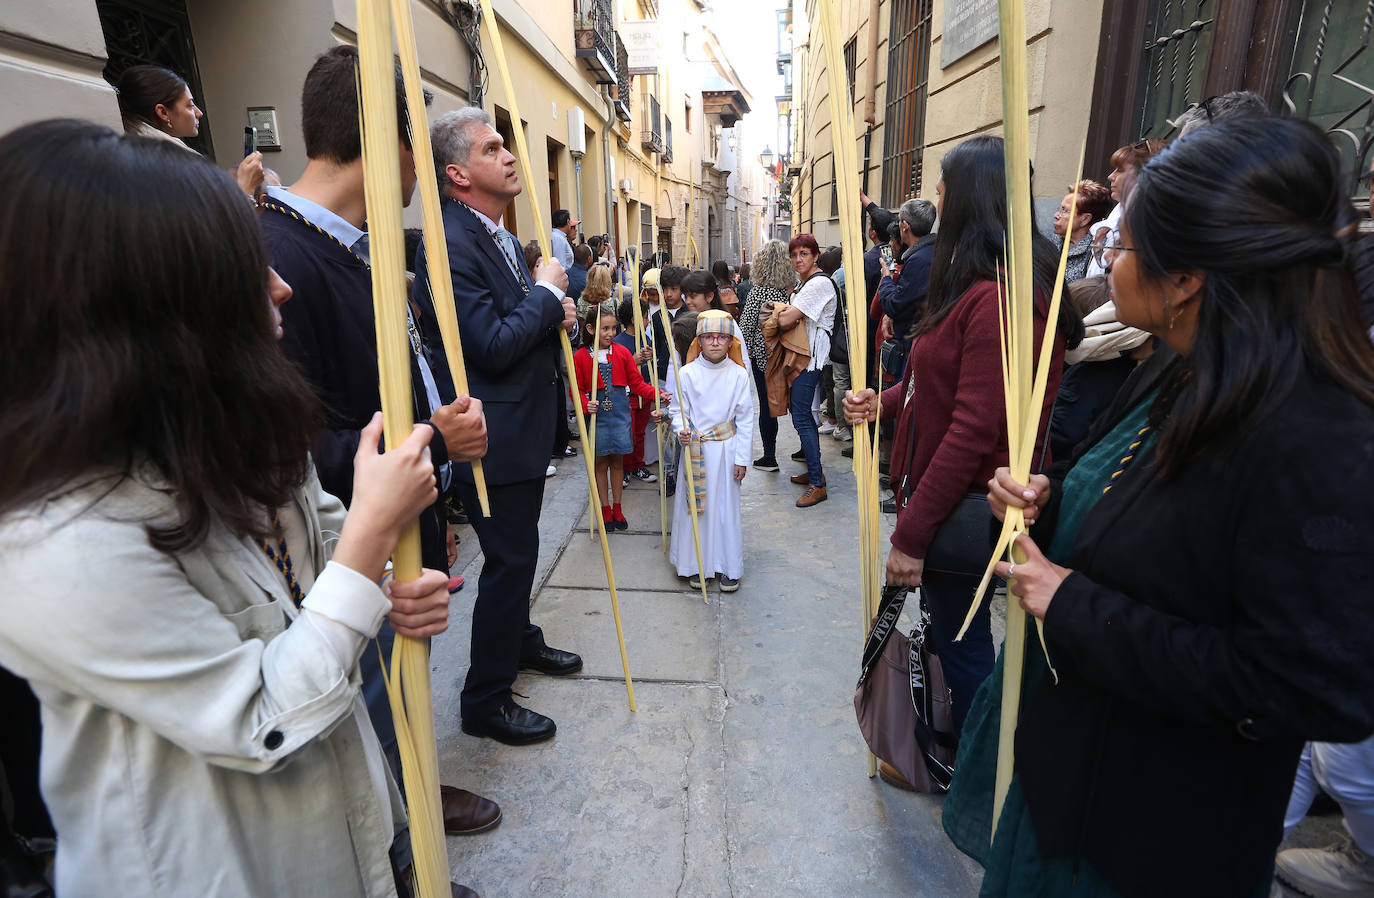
790, 449, 806, 461
461, 699, 556, 745
753, 455, 779, 472
446, 498, 468, 525
520, 645, 583, 676
881, 498, 898, 514
879, 474, 890, 491
841, 445, 854, 459
630, 466, 657, 483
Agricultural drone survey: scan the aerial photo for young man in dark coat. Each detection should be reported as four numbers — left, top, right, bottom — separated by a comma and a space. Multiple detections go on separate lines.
258, 48, 499, 890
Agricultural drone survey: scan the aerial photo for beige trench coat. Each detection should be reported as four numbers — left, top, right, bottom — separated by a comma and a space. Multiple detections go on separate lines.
0, 463, 405, 898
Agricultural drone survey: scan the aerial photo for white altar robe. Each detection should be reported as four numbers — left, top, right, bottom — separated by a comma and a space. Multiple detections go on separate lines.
668, 355, 754, 579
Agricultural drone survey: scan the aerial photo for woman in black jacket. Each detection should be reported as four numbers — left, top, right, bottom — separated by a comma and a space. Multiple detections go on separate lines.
943, 116, 1374, 897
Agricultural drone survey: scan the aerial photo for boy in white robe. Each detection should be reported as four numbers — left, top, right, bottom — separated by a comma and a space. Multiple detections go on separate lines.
668, 310, 755, 592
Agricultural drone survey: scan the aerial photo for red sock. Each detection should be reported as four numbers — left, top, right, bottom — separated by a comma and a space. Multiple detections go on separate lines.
612, 503, 625, 522
602, 505, 613, 523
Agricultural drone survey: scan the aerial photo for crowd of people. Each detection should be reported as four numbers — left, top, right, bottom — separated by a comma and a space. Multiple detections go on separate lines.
1, 39, 1373, 898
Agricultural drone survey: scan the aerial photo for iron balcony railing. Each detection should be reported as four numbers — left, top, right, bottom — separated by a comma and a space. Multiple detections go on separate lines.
642, 94, 664, 152
574, 0, 617, 84
663, 115, 673, 162
614, 31, 632, 122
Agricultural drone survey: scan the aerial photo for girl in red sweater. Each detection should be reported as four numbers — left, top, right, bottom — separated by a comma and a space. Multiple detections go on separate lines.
574, 303, 666, 530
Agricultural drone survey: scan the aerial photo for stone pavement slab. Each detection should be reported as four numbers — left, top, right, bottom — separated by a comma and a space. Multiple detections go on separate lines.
530, 587, 718, 682
435, 410, 986, 897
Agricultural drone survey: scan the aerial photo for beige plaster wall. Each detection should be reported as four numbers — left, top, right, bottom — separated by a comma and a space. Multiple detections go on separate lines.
0, 0, 120, 134
920, 0, 1105, 217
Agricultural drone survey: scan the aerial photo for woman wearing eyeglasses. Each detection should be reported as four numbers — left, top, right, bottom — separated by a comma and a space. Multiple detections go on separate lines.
1052, 179, 1114, 284
1085, 139, 1165, 279
942, 116, 1374, 898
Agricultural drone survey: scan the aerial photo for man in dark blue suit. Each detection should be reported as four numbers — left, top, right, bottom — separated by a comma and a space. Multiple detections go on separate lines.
414, 106, 581, 746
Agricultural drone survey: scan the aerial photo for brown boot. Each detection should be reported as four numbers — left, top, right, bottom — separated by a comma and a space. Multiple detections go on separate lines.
790, 473, 826, 485
796, 485, 828, 507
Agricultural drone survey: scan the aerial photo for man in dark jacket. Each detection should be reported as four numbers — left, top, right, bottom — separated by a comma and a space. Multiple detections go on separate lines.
859, 197, 894, 311
566, 243, 591, 301
415, 106, 581, 747
877, 197, 937, 342
260, 46, 498, 884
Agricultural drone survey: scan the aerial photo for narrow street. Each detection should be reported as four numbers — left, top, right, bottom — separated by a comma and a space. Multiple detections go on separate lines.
432, 412, 986, 897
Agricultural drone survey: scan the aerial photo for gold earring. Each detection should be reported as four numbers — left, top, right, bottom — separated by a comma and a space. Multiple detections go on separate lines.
1168, 304, 1182, 330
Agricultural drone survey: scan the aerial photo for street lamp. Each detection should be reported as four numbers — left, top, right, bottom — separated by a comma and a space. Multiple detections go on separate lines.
759, 146, 774, 173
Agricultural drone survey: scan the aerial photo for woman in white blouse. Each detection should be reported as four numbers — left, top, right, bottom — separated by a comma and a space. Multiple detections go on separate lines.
0, 119, 453, 897
772, 233, 837, 507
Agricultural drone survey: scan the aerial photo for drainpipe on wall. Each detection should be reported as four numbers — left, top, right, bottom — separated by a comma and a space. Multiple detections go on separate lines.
864, 0, 880, 196
572, 151, 585, 232
602, 88, 617, 260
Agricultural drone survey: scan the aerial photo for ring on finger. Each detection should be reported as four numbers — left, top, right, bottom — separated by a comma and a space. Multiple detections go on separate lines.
1007, 562, 1017, 579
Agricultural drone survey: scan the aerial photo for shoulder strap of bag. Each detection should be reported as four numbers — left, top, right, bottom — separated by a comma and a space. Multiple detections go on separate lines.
857, 585, 909, 686
907, 599, 956, 790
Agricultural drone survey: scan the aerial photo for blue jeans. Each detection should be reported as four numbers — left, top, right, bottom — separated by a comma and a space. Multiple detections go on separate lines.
750, 361, 777, 458
920, 569, 995, 735
790, 368, 824, 487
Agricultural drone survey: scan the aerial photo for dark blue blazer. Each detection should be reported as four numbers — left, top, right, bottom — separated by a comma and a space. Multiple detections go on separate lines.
260, 199, 450, 571
413, 200, 565, 485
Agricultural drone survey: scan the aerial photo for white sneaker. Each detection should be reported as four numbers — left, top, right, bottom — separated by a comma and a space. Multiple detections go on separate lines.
818, 420, 836, 435
1277, 836, 1374, 897
833, 426, 853, 442
545, 464, 557, 477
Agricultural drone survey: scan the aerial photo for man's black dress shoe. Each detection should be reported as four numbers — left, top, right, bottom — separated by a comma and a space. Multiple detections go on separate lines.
461, 699, 556, 745
519, 645, 583, 676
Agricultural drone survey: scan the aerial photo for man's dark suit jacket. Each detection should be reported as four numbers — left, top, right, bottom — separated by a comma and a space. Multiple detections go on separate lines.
412, 200, 565, 485
878, 233, 937, 340
260, 199, 450, 571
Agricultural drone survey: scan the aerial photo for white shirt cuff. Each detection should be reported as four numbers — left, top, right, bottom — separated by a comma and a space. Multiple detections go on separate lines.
538, 280, 566, 302
301, 561, 391, 637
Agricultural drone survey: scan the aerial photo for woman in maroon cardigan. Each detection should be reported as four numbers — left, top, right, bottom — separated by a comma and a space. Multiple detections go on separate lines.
846, 136, 1080, 744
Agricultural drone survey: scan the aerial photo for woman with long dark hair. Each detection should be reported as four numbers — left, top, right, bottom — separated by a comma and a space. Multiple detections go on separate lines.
844, 135, 1078, 755
0, 119, 453, 897
945, 116, 1374, 897
116, 64, 264, 200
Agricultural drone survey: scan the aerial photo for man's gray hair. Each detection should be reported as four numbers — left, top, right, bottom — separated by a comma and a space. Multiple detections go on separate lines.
1174, 90, 1269, 137
431, 106, 493, 190
899, 198, 937, 238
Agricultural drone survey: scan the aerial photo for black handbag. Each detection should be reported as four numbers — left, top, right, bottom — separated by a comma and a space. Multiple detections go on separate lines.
879, 337, 908, 379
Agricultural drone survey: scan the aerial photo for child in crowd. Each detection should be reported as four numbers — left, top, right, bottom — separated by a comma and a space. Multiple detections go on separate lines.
668, 310, 753, 592
681, 269, 726, 314
574, 303, 666, 531
614, 296, 658, 485
654, 266, 689, 496
579, 263, 613, 319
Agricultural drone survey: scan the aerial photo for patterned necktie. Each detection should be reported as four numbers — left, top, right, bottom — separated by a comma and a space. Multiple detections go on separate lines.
493, 227, 531, 295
